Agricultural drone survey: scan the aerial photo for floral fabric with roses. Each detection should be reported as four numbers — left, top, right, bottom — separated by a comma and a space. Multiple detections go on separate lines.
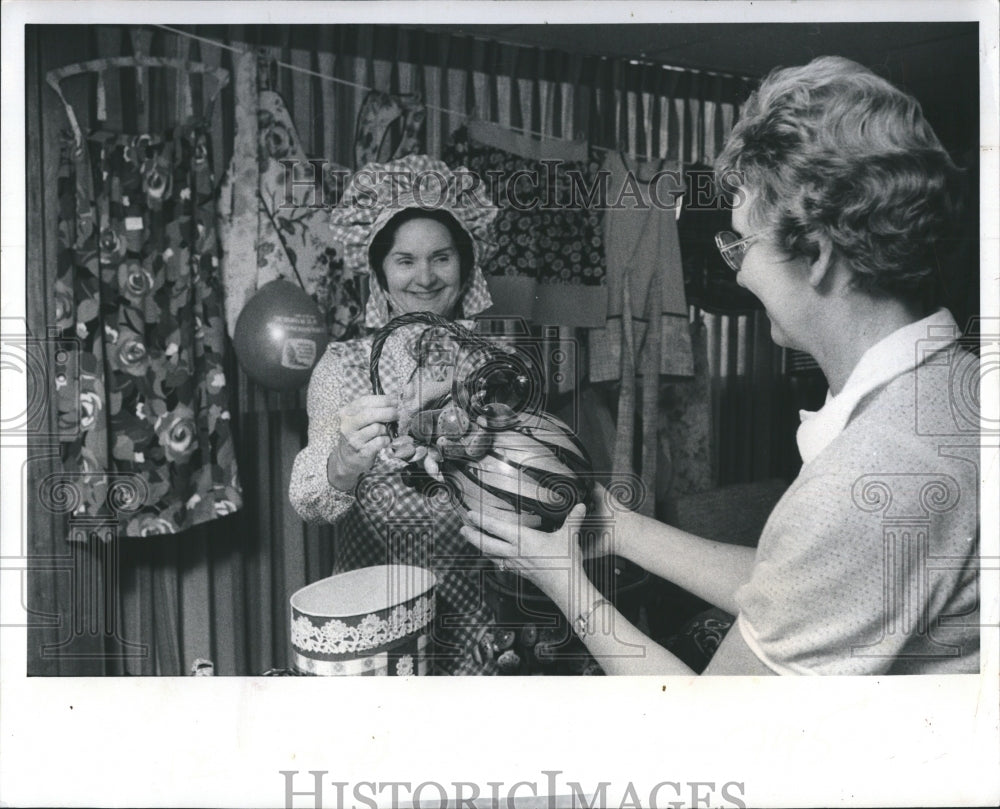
218, 88, 363, 341
54, 126, 242, 538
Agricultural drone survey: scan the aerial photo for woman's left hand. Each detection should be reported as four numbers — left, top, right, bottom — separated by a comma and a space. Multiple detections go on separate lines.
459, 503, 589, 602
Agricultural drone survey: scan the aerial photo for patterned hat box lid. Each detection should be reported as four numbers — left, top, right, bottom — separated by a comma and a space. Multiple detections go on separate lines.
290, 565, 437, 676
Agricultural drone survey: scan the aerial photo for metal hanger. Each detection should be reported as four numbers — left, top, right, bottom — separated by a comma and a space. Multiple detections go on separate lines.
46, 54, 230, 145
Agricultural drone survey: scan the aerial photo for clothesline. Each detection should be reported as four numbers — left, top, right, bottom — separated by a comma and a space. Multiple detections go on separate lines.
155, 25, 548, 139
154, 24, 724, 162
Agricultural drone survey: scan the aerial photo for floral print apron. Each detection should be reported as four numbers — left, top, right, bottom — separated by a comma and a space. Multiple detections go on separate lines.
54, 125, 242, 538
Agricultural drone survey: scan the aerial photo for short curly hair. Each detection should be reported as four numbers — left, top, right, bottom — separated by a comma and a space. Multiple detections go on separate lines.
716, 56, 963, 299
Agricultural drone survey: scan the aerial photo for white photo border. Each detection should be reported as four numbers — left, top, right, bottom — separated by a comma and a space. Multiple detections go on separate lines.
2, 2, 997, 808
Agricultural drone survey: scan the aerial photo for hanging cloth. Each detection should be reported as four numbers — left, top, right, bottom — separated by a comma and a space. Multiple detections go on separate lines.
217, 50, 261, 337
659, 316, 714, 498
354, 90, 427, 169
218, 56, 362, 340
588, 152, 693, 381
442, 120, 608, 327
46, 54, 229, 148
53, 123, 243, 538
588, 152, 693, 516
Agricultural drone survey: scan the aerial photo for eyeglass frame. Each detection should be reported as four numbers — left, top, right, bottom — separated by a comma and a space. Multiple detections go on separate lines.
714, 230, 766, 272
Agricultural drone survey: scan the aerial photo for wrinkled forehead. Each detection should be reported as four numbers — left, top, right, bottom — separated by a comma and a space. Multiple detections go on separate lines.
386, 216, 456, 249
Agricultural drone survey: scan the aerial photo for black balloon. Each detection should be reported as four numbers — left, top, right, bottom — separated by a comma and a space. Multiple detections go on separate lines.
233, 279, 327, 391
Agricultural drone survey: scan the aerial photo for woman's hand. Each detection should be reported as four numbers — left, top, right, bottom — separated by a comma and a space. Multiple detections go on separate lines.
579, 482, 638, 562
460, 503, 590, 605
579, 482, 612, 560
327, 394, 398, 491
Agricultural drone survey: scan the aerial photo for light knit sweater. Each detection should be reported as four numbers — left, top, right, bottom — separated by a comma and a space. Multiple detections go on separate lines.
736, 340, 981, 674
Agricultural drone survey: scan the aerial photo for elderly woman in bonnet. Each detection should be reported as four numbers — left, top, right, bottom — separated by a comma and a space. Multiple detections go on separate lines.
289, 155, 501, 675
463, 56, 980, 675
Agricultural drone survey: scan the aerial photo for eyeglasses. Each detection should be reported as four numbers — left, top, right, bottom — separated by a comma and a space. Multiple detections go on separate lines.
714, 230, 764, 272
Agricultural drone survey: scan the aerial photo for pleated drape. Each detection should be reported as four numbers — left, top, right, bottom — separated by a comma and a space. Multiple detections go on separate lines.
27, 26, 110, 676
27, 23, 783, 676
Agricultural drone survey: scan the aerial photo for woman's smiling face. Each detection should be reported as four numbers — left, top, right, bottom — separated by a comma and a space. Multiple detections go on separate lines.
382, 217, 463, 317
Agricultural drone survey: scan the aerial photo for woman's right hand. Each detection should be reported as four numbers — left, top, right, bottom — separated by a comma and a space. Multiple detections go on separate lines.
580, 482, 632, 561
327, 394, 398, 491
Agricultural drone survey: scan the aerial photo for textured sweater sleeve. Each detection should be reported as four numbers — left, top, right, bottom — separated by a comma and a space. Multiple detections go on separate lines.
288, 342, 364, 524
735, 446, 978, 675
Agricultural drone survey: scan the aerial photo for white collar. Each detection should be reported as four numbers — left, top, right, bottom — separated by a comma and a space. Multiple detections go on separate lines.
796, 308, 958, 465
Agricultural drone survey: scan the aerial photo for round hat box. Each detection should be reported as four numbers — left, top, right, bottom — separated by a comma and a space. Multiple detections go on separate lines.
289, 565, 437, 676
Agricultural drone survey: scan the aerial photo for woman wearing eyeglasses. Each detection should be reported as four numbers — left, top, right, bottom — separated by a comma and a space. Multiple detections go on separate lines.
462, 55, 980, 675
